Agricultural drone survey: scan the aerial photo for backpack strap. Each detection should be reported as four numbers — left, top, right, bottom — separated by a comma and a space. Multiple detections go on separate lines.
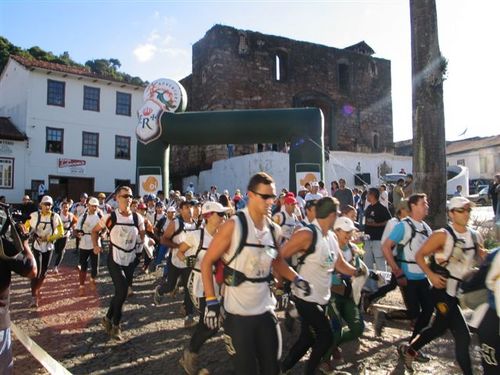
225, 211, 248, 266
170, 217, 184, 240
297, 224, 318, 270
106, 210, 117, 231
279, 212, 286, 226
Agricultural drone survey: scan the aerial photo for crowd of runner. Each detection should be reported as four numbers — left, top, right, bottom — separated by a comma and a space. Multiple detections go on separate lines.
1, 172, 499, 375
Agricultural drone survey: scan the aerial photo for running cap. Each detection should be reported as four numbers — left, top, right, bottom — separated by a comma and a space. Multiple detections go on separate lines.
310, 181, 319, 187
167, 206, 177, 213
334, 217, 356, 232
448, 196, 475, 210
137, 202, 147, 210
81, 193, 88, 199
155, 201, 165, 208
88, 197, 99, 206
40, 195, 53, 205
97, 192, 106, 199
284, 196, 297, 205
299, 185, 307, 191
201, 201, 230, 215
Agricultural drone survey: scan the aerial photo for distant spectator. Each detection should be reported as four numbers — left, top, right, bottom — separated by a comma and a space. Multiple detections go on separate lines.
305, 181, 323, 201
37, 181, 47, 203
0, 196, 5, 204
453, 185, 463, 197
208, 185, 220, 202
333, 178, 354, 210
488, 174, 499, 219
331, 180, 339, 196
379, 184, 389, 209
393, 178, 405, 211
403, 173, 414, 197
318, 181, 329, 197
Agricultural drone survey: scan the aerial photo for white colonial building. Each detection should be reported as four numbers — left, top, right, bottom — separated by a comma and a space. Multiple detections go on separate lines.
0, 55, 144, 203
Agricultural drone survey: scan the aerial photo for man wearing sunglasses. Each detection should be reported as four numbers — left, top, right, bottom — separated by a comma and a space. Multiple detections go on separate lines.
92, 186, 145, 341
399, 196, 486, 373
201, 172, 312, 375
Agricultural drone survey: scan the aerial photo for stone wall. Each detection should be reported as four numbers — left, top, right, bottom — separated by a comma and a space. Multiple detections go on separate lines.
171, 25, 393, 183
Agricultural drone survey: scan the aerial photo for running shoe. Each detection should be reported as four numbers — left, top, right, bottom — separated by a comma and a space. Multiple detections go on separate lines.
397, 343, 415, 372
414, 350, 430, 363
179, 348, 199, 375
153, 285, 162, 305
29, 296, 39, 308
184, 315, 196, 328
101, 316, 112, 335
374, 309, 386, 337
110, 325, 123, 341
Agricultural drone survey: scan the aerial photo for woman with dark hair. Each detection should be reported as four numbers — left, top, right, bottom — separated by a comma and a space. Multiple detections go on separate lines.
331, 181, 339, 196
218, 194, 234, 216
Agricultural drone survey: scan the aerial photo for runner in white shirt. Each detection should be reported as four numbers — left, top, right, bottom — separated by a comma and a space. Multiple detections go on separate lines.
92, 186, 145, 341
201, 172, 311, 375
75, 197, 102, 296
280, 197, 363, 374
178, 201, 229, 374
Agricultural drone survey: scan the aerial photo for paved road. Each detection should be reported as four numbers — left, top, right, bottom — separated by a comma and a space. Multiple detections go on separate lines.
10, 246, 486, 375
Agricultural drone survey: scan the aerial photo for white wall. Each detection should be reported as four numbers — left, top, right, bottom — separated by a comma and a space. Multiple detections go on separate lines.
0, 139, 27, 202
447, 146, 500, 180
0, 62, 144, 194
0, 60, 30, 132
182, 151, 413, 194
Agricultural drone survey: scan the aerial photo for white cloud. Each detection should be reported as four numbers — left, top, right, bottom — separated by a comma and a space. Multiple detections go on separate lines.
133, 43, 157, 62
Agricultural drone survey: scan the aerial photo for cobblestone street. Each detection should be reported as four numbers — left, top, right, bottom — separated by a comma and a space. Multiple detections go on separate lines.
10, 245, 485, 375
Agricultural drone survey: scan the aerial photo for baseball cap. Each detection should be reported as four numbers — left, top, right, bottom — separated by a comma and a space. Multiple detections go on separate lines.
41, 195, 53, 205
88, 197, 99, 206
201, 201, 230, 215
334, 217, 357, 232
81, 193, 89, 199
299, 185, 307, 191
155, 201, 165, 208
310, 181, 319, 187
167, 206, 176, 213
98, 192, 106, 199
448, 196, 475, 210
284, 196, 297, 205
189, 199, 200, 206
137, 202, 147, 210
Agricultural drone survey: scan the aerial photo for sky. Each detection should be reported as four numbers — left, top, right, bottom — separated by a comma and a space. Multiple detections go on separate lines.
1, 0, 498, 142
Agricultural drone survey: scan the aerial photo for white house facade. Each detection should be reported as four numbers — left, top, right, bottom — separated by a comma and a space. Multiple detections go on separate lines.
0, 55, 144, 203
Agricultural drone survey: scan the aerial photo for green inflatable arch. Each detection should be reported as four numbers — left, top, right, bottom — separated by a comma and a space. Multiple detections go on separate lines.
136, 80, 325, 194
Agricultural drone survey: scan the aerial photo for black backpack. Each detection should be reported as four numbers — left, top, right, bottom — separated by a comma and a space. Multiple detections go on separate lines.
296, 224, 319, 270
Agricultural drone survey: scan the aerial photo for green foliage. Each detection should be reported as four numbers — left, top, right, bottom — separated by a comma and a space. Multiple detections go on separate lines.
0, 36, 144, 85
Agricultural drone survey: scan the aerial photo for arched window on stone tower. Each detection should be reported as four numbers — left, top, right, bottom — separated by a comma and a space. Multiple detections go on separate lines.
274, 50, 288, 82
372, 132, 380, 152
337, 60, 350, 93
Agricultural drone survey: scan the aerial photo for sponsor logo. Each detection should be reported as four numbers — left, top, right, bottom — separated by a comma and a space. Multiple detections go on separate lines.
136, 78, 187, 145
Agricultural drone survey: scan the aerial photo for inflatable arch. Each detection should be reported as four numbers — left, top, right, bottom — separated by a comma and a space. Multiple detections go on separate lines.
136, 79, 325, 195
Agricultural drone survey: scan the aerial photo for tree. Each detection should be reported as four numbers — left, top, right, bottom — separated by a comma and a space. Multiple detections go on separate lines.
410, 0, 447, 228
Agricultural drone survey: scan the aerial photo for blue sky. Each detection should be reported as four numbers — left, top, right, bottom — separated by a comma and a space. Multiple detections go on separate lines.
1, 0, 498, 142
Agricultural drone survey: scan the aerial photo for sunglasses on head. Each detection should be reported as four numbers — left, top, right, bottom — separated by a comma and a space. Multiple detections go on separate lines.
453, 207, 472, 213
251, 190, 277, 200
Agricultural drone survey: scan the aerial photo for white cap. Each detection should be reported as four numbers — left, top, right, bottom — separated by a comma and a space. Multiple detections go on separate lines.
334, 217, 357, 232
299, 185, 307, 191
448, 196, 475, 210
310, 181, 319, 187
88, 197, 99, 206
201, 201, 230, 215
167, 206, 177, 213
40, 195, 53, 205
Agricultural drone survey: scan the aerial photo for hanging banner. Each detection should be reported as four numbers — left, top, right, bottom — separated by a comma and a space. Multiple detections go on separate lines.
57, 158, 86, 175
139, 174, 161, 197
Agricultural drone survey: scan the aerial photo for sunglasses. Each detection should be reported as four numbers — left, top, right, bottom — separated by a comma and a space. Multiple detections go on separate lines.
251, 191, 277, 200
216, 212, 227, 217
119, 194, 133, 199
453, 207, 472, 213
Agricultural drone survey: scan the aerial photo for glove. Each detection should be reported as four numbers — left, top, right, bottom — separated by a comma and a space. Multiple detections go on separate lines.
293, 275, 311, 297
204, 298, 221, 330
275, 289, 289, 311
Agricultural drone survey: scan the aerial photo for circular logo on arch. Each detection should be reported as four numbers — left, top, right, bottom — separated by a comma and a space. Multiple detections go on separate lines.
144, 78, 186, 113
137, 78, 187, 145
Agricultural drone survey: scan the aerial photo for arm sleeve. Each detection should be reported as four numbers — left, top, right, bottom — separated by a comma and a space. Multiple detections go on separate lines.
48, 214, 64, 242
388, 222, 405, 244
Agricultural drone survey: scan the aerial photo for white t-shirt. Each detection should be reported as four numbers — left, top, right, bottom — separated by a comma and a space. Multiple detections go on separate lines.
293, 220, 338, 305
99, 210, 145, 266
170, 219, 198, 269
305, 192, 323, 201
76, 212, 102, 250
223, 208, 280, 316
29, 211, 63, 252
